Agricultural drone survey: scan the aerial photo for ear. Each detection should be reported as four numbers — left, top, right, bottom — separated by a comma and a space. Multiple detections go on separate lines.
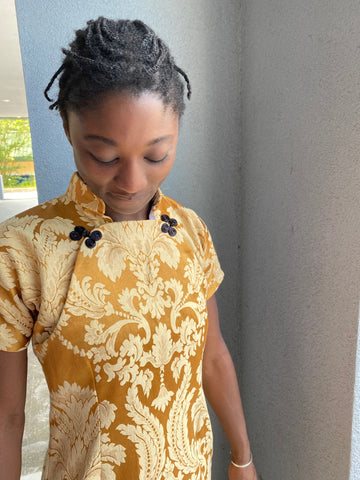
61, 113, 72, 145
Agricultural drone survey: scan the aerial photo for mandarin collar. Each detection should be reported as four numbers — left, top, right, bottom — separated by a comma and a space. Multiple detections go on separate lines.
64, 172, 162, 221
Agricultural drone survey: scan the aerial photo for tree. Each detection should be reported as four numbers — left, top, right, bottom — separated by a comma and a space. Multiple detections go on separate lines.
0, 118, 33, 176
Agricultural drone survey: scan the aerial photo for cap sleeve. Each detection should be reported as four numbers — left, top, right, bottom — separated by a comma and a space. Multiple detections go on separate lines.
0, 215, 38, 352
0, 250, 35, 351
197, 218, 224, 299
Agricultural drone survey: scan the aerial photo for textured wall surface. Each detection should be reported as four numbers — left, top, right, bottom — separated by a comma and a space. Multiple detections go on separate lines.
240, 1, 360, 479
15, 1, 242, 478
351, 311, 360, 480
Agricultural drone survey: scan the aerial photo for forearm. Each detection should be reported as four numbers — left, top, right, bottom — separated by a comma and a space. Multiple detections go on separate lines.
0, 413, 25, 480
202, 341, 251, 464
0, 350, 27, 480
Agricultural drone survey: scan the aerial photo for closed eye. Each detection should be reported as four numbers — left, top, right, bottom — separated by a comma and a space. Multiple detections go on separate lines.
145, 154, 169, 164
89, 153, 118, 165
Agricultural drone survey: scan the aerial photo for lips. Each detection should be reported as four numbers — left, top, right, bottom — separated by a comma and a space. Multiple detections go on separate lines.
109, 191, 139, 201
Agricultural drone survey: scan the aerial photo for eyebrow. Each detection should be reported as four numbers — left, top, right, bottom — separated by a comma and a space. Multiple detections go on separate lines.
84, 135, 116, 146
84, 134, 173, 146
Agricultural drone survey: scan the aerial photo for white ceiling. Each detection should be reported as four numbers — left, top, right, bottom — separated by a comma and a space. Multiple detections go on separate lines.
0, 0, 28, 117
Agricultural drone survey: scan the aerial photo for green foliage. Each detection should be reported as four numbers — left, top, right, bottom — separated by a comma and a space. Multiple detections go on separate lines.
3, 174, 37, 189
0, 118, 33, 175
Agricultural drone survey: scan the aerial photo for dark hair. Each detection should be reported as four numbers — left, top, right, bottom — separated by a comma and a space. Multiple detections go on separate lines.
44, 17, 191, 117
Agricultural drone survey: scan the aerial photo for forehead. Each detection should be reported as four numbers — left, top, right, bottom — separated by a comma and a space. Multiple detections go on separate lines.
68, 91, 179, 136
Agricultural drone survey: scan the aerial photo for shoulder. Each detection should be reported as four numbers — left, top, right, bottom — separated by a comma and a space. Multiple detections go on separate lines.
0, 193, 70, 243
159, 194, 224, 296
159, 194, 208, 228
158, 194, 214, 253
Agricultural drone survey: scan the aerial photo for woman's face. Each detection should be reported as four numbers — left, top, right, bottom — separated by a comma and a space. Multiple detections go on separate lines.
63, 91, 179, 222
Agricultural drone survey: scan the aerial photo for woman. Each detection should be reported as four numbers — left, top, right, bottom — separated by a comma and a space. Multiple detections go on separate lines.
0, 17, 257, 480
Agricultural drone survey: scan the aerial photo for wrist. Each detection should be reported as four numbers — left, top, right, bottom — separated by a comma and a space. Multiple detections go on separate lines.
230, 451, 253, 469
230, 439, 251, 465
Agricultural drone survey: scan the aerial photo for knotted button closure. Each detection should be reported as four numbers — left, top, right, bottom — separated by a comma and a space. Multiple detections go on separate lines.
161, 215, 178, 237
69, 226, 103, 249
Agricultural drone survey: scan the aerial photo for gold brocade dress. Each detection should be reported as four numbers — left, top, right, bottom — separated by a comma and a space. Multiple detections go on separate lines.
0, 173, 224, 480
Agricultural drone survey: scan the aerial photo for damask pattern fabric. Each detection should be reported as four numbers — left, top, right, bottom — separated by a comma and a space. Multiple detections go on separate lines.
0, 173, 224, 480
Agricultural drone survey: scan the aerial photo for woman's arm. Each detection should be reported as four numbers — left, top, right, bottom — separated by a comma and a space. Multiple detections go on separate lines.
202, 295, 257, 480
0, 350, 27, 480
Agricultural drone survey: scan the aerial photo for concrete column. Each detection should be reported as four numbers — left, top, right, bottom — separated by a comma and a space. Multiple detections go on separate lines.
240, 1, 360, 478
351, 309, 360, 480
0, 175, 4, 200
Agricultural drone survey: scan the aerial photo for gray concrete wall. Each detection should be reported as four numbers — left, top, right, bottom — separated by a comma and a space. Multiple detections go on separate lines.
351, 311, 360, 480
15, 1, 242, 478
240, 1, 360, 479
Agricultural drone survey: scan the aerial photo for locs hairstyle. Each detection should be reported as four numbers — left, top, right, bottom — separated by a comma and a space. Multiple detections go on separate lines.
44, 17, 191, 118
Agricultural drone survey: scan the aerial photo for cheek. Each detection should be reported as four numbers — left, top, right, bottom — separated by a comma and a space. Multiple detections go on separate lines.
73, 151, 103, 176
164, 156, 176, 176
73, 149, 89, 171
153, 162, 175, 184
74, 159, 109, 189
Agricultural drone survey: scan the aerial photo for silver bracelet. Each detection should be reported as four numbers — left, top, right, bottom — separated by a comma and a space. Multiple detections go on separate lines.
231, 452, 253, 469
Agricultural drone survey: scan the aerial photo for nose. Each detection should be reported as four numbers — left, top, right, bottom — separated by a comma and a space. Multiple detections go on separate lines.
114, 158, 147, 193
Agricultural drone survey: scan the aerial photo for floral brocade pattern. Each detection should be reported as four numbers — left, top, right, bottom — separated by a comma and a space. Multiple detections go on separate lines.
0, 173, 224, 480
